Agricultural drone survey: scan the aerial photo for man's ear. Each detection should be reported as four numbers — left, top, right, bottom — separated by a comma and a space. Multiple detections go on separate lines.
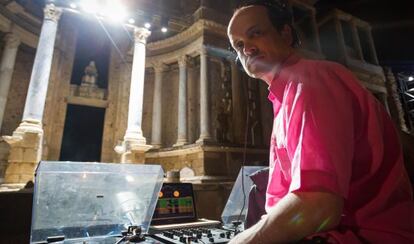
280, 24, 294, 47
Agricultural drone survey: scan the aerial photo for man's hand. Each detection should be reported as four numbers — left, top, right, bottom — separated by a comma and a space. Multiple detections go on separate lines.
228, 191, 343, 244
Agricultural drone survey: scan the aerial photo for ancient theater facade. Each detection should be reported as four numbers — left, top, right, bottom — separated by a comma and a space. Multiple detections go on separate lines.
0, 0, 408, 219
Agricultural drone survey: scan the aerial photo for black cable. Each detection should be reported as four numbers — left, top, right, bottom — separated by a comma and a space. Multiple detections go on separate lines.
236, 80, 251, 226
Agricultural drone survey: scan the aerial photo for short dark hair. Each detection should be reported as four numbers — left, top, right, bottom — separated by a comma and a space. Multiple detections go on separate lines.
235, 0, 301, 48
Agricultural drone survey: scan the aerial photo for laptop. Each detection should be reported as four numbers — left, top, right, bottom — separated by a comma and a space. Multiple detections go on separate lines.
149, 183, 220, 232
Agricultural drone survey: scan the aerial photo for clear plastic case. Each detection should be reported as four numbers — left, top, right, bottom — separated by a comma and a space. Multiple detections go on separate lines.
30, 161, 164, 243
221, 166, 266, 225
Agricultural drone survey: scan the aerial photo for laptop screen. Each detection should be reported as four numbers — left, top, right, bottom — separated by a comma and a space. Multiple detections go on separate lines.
151, 183, 197, 225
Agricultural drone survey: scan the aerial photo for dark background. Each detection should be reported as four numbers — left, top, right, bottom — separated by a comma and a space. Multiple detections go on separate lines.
315, 0, 414, 64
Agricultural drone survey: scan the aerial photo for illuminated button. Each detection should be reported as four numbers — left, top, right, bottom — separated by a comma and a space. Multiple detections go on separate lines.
173, 191, 180, 197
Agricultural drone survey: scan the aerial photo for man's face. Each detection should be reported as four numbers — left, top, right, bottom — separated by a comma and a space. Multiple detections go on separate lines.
228, 6, 293, 82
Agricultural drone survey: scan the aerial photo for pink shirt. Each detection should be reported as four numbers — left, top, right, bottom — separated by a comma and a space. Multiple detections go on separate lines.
266, 55, 414, 243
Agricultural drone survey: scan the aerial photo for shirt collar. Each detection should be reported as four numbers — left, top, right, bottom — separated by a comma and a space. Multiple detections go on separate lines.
268, 54, 301, 103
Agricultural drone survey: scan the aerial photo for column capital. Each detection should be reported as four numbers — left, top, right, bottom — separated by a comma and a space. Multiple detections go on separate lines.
134, 27, 151, 44
44, 3, 62, 22
4, 33, 21, 49
199, 46, 208, 56
178, 55, 189, 68
152, 61, 168, 73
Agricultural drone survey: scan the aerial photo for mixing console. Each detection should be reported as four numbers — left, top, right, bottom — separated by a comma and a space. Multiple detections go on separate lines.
150, 227, 236, 244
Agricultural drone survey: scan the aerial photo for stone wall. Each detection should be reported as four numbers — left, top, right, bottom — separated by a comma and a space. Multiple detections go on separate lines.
142, 70, 155, 143
0, 47, 34, 136
0, 139, 9, 180
187, 60, 200, 144
43, 17, 77, 161
161, 65, 179, 147
102, 50, 131, 163
146, 144, 268, 178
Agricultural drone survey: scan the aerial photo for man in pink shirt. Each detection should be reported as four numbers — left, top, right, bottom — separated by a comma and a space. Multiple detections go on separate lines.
227, 0, 413, 243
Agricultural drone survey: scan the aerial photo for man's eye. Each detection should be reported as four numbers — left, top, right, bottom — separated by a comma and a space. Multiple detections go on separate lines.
235, 41, 244, 50
252, 30, 263, 36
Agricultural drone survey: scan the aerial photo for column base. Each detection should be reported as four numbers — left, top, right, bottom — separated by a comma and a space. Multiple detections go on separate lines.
196, 135, 213, 144
124, 130, 147, 145
2, 119, 43, 184
115, 138, 152, 164
150, 144, 162, 149
173, 138, 188, 147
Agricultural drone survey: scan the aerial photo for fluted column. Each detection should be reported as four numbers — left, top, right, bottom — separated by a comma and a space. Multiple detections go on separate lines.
174, 56, 188, 146
116, 27, 152, 163
196, 47, 212, 143
0, 33, 20, 131
151, 62, 167, 148
3, 3, 62, 185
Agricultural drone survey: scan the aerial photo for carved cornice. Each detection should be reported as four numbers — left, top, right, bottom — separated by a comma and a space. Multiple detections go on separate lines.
318, 9, 371, 29
4, 32, 20, 48
134, 27, 151, 44
146, 37, 203, 67
152, 61, 169, 73
147, 19, 227, 52
43, 4, 62, 22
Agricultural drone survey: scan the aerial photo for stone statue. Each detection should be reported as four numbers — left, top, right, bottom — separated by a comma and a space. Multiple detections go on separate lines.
81, 61, 98, 86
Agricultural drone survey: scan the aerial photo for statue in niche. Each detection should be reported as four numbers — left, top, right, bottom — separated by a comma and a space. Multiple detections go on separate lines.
81, 61, 98, 87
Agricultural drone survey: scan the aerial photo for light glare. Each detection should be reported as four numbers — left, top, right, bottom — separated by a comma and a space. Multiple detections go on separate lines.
161, 27, 168, 33
144, 22, 151, 29
128, 18, 136, 24
409, 76, 414, 82
80, 0, 101, 14
70, 3, 77, 9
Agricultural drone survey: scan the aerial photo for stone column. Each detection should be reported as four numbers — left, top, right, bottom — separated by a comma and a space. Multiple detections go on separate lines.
116, 27, 152, 163
0, 33, 20, 131
351, 22, 364, 60
2, 4, 61, 186
384, 67, 409, 132
367, 27, 379, 65
196, 47, 212, 143
151, 62, 167, 148
335, 19, 348, 63
230, 60, 244, 144
174, 56, 188, 146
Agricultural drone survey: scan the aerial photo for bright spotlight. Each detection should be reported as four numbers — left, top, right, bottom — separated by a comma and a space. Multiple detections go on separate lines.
161, 27, 168, 33
144, 22, 151, 29
69, 3, 77, 9
128, 18, 136, 24
104, 0, 127, 23
409, 76, 414, 82
80, 0, 101, 14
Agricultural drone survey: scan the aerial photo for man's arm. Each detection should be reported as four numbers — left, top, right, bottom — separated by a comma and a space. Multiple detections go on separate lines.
229, 191, 343, 244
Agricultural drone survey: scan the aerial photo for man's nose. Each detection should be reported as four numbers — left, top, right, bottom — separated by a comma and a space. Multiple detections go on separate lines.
243, 42, 258, 56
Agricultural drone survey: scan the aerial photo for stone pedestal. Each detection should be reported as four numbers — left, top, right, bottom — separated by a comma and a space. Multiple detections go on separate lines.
2, 4, 61, 186
2, 119, 42, 185
115, 140, 152, 164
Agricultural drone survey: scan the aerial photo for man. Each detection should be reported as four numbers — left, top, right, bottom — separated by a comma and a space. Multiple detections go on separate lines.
227, 1, 413, 243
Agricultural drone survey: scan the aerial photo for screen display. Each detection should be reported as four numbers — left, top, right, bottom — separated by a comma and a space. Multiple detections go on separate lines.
151, 183, 196, 224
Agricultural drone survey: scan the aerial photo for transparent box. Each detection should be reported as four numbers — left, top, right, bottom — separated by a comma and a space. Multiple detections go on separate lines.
30, 161, 164, 243
221, 166, 266, 225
